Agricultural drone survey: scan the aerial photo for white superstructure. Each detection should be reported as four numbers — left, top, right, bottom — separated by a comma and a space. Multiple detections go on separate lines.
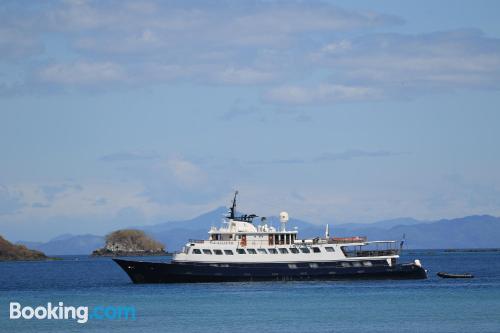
173, 192, 400, 266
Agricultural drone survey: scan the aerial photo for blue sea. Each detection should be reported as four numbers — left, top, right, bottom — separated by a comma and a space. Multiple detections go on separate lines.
1, 250, 499, 333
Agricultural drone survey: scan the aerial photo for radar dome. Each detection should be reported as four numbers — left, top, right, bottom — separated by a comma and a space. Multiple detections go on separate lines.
279, 211, 289, 223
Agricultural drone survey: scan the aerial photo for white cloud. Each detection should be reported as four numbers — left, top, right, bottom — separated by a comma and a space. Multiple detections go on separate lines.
311, 30, 500, 92
166, 157, 207, 189
52, 1, 399, 49
0, 185, 25, 215
99, 150, 159, 162
314, 150, 405, 162
316, 40, 352, 55
115, 155, 229, 205
2, 168, 500, 241
265, 84, 381, 105
0, 27, 43, 60
0, 180, 225, 241
214, 67, 275, 84
2, 2, 499, 102
0, 0, 402, 92
37, 61, 126, 85
39, 183, 83, 202
14, 181, 140, 218
258, 29, 500, 106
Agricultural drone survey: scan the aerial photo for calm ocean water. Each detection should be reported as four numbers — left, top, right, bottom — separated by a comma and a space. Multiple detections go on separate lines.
1, 250, 499, 333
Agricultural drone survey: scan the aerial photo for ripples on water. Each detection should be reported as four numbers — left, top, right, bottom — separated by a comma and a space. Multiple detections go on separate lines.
1, 250, 499, 333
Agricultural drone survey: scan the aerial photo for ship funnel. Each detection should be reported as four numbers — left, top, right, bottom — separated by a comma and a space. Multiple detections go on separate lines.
279, 211, 289, 232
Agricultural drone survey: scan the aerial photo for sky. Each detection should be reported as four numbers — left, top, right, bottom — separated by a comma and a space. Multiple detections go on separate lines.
1, 0, 500, 242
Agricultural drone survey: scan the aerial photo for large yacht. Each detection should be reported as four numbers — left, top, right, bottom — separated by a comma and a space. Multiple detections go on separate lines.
114, 192, 427, 283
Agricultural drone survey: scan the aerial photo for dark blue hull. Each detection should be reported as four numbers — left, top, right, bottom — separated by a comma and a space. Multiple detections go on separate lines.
113, 259, 427, 283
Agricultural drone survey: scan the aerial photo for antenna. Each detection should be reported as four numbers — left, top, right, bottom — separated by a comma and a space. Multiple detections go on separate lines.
325, 224, 330, 238
399, 233, 406, 252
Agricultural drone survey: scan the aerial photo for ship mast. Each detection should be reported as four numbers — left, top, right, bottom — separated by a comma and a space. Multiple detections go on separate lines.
229, 191, 238, 219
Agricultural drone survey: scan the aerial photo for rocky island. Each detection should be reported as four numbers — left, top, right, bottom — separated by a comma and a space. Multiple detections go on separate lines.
92, 229, 167, 256
0, 235, 48, 261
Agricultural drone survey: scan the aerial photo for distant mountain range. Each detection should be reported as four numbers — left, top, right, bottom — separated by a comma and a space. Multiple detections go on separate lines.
17, 208, 500, 255
19, 234, 104, 256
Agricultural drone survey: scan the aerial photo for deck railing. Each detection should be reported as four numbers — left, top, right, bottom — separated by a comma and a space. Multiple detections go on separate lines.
328, 236, 367, 244
188, 239, 205, 243
209, 241, 234, 245
344, 249, 399, 257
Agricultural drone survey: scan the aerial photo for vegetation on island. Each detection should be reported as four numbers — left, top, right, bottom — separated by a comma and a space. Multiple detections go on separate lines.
92, 229, 166, 256
0, 235, 48, 261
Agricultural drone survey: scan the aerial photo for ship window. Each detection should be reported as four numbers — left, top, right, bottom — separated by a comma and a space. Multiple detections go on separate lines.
363, 261, 373, 267
289, 248, 299, 254
247, 249, 257, 254
257, 249, 267, 254
341, 262, 351, 267
224, 250, 234, 255
309, 263, 319, 268
192, 249, 201, 254
325, 247, 335, 252
312, 247, 321, 253
288, 264, 297, 269
268, 248, 278, 254
214, 249, 223, 255
279, 248, 289, 254
300, 247, 310, 253
202, 249, 212, 255
352, 261, 362, 267
237, 249, 246, 254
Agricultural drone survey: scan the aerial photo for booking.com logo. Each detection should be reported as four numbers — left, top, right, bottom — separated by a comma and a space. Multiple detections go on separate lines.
9, 302, 136, 324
